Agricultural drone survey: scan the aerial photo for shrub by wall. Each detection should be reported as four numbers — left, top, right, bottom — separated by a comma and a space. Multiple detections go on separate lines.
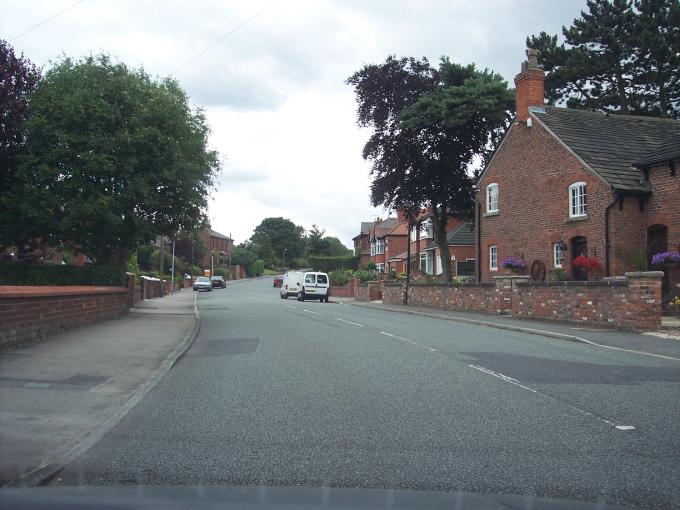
308, 255, 358, 272
0, 262, 125, 286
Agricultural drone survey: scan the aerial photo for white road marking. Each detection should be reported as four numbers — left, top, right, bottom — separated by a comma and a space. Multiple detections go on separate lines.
24, 382, 50, 389
467, 364, 634, 431
304, 309, 323, 316
380, 331, 437, 352
334, 318, 364, 327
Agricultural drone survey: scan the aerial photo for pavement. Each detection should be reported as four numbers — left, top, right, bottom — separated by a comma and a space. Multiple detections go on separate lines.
336, 298, 680, 361
0, 289, 199, 487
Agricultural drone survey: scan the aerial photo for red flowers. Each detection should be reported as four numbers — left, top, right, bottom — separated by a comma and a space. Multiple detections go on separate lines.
573, 255, 600, 270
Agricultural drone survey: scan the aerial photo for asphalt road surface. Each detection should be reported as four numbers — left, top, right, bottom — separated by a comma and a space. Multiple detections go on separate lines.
56, 278, 680, 509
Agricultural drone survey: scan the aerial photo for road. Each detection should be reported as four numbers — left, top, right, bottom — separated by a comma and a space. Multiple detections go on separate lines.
56, 278, 680, 509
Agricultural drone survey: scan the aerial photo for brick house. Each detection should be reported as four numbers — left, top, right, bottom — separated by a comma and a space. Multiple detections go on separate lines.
199, 226, 233, 270
476, 49, 680, 299
353, 222, 375, 268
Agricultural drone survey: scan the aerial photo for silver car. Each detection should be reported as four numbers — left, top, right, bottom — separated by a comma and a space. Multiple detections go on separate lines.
193, 276, 212, 292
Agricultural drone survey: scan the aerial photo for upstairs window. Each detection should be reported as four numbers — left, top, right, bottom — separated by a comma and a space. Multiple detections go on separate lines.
370, 241, 376, 256
569, 182, 587, 217
375, 239, 385, 255
486, 183, 499, 213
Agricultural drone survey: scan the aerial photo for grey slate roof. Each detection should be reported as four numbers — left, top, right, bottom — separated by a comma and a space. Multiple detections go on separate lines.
208, 228, 231, 240
374, 218, 397, 237
446, 222, 475, 245
360, 222, 374, 234
635, 138, 680, 167
531, 106, 680, 194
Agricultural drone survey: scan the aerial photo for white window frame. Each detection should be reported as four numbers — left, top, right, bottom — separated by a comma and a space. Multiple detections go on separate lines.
419, 252, 427, 273
553, 243, 563, 268
409, 225, 418, 243
489, 245, 498, 271
376, 263, 385, 273
370, 240, 376, 256
486, 183, 499, 213
569, 182, 587, 218
375, 238, 385, 255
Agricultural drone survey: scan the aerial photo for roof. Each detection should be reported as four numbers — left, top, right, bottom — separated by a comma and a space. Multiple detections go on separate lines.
531, 106, 680, 194
360, 222, 375, 234
373, 218, 397, 237
388, 221, 409, 236
208, 228, 231, 241
635, 138, 680, 167
388, 251, 408, 262
446, 222, 475, 245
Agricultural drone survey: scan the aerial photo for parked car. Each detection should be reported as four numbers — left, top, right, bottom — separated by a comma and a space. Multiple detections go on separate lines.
211, 275, 225, 288
298, 271, 330, 302
193, 276, 212, 292
273, 275, 283, 288
280, 271, 304, 299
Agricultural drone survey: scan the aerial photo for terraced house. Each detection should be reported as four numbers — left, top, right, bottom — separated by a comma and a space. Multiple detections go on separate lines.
476, 49, 680, 300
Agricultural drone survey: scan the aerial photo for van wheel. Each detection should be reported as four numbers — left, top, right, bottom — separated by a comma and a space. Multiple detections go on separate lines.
298, 292, 304, 302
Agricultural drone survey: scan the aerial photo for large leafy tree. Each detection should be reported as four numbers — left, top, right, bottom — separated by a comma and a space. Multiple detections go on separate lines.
249, 217, 305, 266
0, 40, 40, 250
347, 57, 513, 281
8, 54, 219, 267
528, 0, 680, 118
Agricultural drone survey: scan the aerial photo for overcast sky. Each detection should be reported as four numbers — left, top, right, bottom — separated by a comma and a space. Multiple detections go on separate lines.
3, 0, 585, 247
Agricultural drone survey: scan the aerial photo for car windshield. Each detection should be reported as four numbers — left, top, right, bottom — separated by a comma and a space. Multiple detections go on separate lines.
2, 3, 679, 510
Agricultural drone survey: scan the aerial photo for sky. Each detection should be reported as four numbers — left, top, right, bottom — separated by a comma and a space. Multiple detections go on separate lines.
2, 0, 586, 247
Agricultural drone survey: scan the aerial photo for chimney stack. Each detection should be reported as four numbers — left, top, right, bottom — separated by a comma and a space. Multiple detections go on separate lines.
514, 48, 545, 122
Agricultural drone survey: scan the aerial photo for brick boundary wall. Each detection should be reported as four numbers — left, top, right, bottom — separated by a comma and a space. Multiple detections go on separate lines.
0, 286, 129, 347
330, 279, 357, 299
378, 271, 663, 332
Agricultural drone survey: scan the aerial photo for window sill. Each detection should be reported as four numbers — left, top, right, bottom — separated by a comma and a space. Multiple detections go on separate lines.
489, 268, 498, 272
483, 211, 499, 218
565, 214, 588, 223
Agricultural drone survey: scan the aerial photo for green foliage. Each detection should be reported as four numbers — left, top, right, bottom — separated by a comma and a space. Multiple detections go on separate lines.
190, 265, 202, 276
231, 245, 258, 267
150, 250, 181, 275
353, 269, 376, 283
551, 268, 567, 281
246, 259, 265, 277
136, 245, 154, 270
0, 262, 125, 286
328, 270, 350, 286
308, 255, 358, 273
6, 53, 219, 267
347, 56, 513, 282
127, 253, 139, 274
528, 0, 680, 118
366, 262, 377, 271
250, 217, 305, 266
304, 225, 352, 257
0, 40, 41, 250
174, 233, 207, 267
213, 268, 227, 277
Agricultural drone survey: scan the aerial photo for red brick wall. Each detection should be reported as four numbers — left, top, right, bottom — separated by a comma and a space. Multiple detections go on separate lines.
380, 272, 663, 332
0, 286, 129, 347
477, 119, 613, 282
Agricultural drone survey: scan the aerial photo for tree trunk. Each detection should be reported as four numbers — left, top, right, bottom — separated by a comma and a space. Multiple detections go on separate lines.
432, 206, 452, 283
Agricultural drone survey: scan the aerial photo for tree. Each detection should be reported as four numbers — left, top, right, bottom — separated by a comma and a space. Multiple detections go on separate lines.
249, 217, 304, 266
7, 54, 219, 267
347, 57, 513, 281
174, 232, 207, 267
0, 40, 40, 250
527, 0, 680, 118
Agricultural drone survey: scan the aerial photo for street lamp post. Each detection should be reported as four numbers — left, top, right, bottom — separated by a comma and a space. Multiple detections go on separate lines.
282, 248, 287, 270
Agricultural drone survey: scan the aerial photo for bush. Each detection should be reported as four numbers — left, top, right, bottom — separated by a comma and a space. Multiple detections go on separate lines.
366, 262, 376, 271
328, 270, 350, 286
353, 269, 375, 283
0, 262, 126, 286
136, 245, 154, 270
246, 259, 265, 277
308, 255, 358, 273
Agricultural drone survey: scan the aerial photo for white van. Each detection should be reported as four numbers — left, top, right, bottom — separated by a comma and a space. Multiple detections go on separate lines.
281, 271, 304, 299
298, 271, 330, 303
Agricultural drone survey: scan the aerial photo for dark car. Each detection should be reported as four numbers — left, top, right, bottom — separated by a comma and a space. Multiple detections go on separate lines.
211, 275, 225, 288
273, 275, 283, 287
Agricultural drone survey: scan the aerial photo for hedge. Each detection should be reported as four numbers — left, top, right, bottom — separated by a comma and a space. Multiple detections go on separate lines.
0, 262, 126, 286
308, 255, 358, 273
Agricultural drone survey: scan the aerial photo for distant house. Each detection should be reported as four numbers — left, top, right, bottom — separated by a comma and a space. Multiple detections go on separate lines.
199, 226, 233, 270
476, 49, 680, 296
353, 222, 375, 268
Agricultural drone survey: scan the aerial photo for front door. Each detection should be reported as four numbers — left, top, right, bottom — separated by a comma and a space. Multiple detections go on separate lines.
571, 236, 588, 281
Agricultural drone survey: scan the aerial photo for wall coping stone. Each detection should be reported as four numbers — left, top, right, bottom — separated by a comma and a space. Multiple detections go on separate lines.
515, 280, 627, 287
625, 271, 664, 278
0, 285, 127, 299
492, 275, 531, 280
